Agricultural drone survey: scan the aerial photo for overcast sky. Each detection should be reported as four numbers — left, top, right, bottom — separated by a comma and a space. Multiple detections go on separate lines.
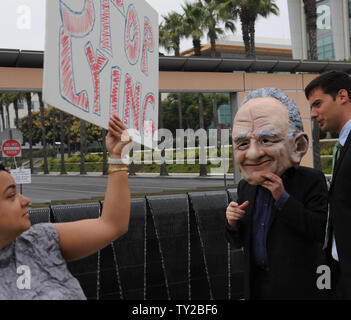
0, 0, 290, 52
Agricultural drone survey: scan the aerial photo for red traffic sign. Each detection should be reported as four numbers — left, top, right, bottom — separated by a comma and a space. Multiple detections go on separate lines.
2, 139, 21, 157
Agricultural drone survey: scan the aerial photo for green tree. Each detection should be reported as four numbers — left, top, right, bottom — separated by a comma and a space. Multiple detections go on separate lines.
303, 0, 317, 60
12, 92, 27, 129
25, 92, 34, 173
159, 11, 188, 130
303, 0, 321, 171
182, 1, 206, 56
20, 106, 104, 148
0, 92, 18, 129
162, 92, 229, 134
159, 11, 186, 56
37, 92, 49, 174
220, 0, 279, 58
59, 111, 67, 175
80, 119, 87, 175
201, 0, 236, 57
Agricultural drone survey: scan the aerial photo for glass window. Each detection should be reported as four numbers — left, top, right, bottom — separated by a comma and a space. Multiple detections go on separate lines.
308, 0, 335, 60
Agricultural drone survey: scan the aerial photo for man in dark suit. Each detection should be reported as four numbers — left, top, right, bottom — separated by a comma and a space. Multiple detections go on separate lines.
305, 71, 351, 299
226, 87, 328, 300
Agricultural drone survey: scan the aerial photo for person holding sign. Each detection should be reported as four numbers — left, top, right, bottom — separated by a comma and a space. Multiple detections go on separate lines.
0, 115, 131, 300
225, 88, 328, 300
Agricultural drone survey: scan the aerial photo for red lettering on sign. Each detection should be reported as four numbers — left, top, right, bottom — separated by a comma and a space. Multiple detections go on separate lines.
85, 42, 109, 115
100, 0, 112, 56
124, 74, 141, 131
141, 17, 154, 75
60, 0, 95, 36
142, 93, 155, 136
59, 27, 89, 111
124, 5, 140, 65
111, 0, 124, 8
110, 66, 122, 115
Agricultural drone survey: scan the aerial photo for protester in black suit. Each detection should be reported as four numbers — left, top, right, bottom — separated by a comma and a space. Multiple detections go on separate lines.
305, 71, 351, 299
226, 88, 328, 300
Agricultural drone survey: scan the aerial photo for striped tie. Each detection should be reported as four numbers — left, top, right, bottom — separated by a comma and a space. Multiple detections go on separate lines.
323, 141, 342, 250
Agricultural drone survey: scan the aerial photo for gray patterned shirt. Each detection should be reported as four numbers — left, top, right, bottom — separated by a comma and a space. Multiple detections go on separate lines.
0, 223, 86, 300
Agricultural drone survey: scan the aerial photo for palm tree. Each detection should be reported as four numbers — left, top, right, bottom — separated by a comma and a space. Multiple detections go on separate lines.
220, 0, 279, 58
182, 1, 205, 56
37, 92, 49, 174
80, 119, 87, 175
59, 111, 67, 175
51, 109, 58, 158
159, 12, 187, 131
303, 0, 321, 171
102, 128, 108, 175
67, 114, 72, 158
12, 92, 26, 129
159, 12, 186, 56
0, 92, 12, 129
212, 92, 219, 130
177, 94, 183, 129
159, 93, 168, 176
303, 0, 317, 60
198, 93, 207, 176
201, 0, 236, 57
25, 92, 34, 173
0, 102, 5, 130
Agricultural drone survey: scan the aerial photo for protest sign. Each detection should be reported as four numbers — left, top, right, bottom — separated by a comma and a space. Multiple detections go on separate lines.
10, 168, 31, 185
43, 0, 159, 147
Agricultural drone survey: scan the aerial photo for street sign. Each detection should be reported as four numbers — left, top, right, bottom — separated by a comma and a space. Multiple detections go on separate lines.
2, 139, 22, 157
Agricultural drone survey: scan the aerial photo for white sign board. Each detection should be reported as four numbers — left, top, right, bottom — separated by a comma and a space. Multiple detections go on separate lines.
10, 168, 31, 185
43, 0, 159, 147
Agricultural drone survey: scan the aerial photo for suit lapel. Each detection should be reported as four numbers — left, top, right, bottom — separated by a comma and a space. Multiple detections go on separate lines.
242, 184, 257, 223
330, 130, 351, 191
241, 184, 257, 247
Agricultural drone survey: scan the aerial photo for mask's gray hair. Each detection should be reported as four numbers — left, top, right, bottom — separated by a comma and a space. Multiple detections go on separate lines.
241, 87, 304, 140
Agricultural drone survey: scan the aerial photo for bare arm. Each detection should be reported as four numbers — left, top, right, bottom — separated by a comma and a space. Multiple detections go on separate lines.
55, 115, 132, 262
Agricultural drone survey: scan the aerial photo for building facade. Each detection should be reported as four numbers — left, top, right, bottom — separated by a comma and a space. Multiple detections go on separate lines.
288, 0, 351, 61
4, 93, 41, 130
181, 35, 292, 60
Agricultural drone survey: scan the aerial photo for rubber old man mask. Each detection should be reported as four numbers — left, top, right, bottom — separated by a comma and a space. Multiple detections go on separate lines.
232, 88, 309, 185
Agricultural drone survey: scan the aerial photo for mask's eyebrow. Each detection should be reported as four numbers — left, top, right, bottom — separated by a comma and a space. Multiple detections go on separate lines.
233, 133, 248, 143
257, 131, 279, 139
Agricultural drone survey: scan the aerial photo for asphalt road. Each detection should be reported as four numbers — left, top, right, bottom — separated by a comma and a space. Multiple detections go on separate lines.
22, 174, 236, 205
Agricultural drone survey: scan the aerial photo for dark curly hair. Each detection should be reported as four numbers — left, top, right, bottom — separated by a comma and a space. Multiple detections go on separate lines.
305, 71, 351, 100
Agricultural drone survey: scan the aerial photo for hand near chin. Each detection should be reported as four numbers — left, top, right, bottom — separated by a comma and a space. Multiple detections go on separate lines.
260, 172, 286, 200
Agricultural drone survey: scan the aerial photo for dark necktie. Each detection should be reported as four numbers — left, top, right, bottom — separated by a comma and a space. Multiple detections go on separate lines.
323, 141, 342, 250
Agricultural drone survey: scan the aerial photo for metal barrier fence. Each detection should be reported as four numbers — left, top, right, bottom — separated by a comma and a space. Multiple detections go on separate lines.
28, 190, 244, 300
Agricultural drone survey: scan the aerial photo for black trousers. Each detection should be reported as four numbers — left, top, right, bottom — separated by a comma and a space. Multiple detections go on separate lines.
250, 264, 272, 300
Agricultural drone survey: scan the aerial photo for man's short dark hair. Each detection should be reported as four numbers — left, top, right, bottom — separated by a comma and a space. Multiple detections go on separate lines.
305, 71, 351, 100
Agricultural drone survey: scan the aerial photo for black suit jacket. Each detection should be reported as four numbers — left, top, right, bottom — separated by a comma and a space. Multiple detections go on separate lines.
328, 129, 351, 298
226, 166, 328, 300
